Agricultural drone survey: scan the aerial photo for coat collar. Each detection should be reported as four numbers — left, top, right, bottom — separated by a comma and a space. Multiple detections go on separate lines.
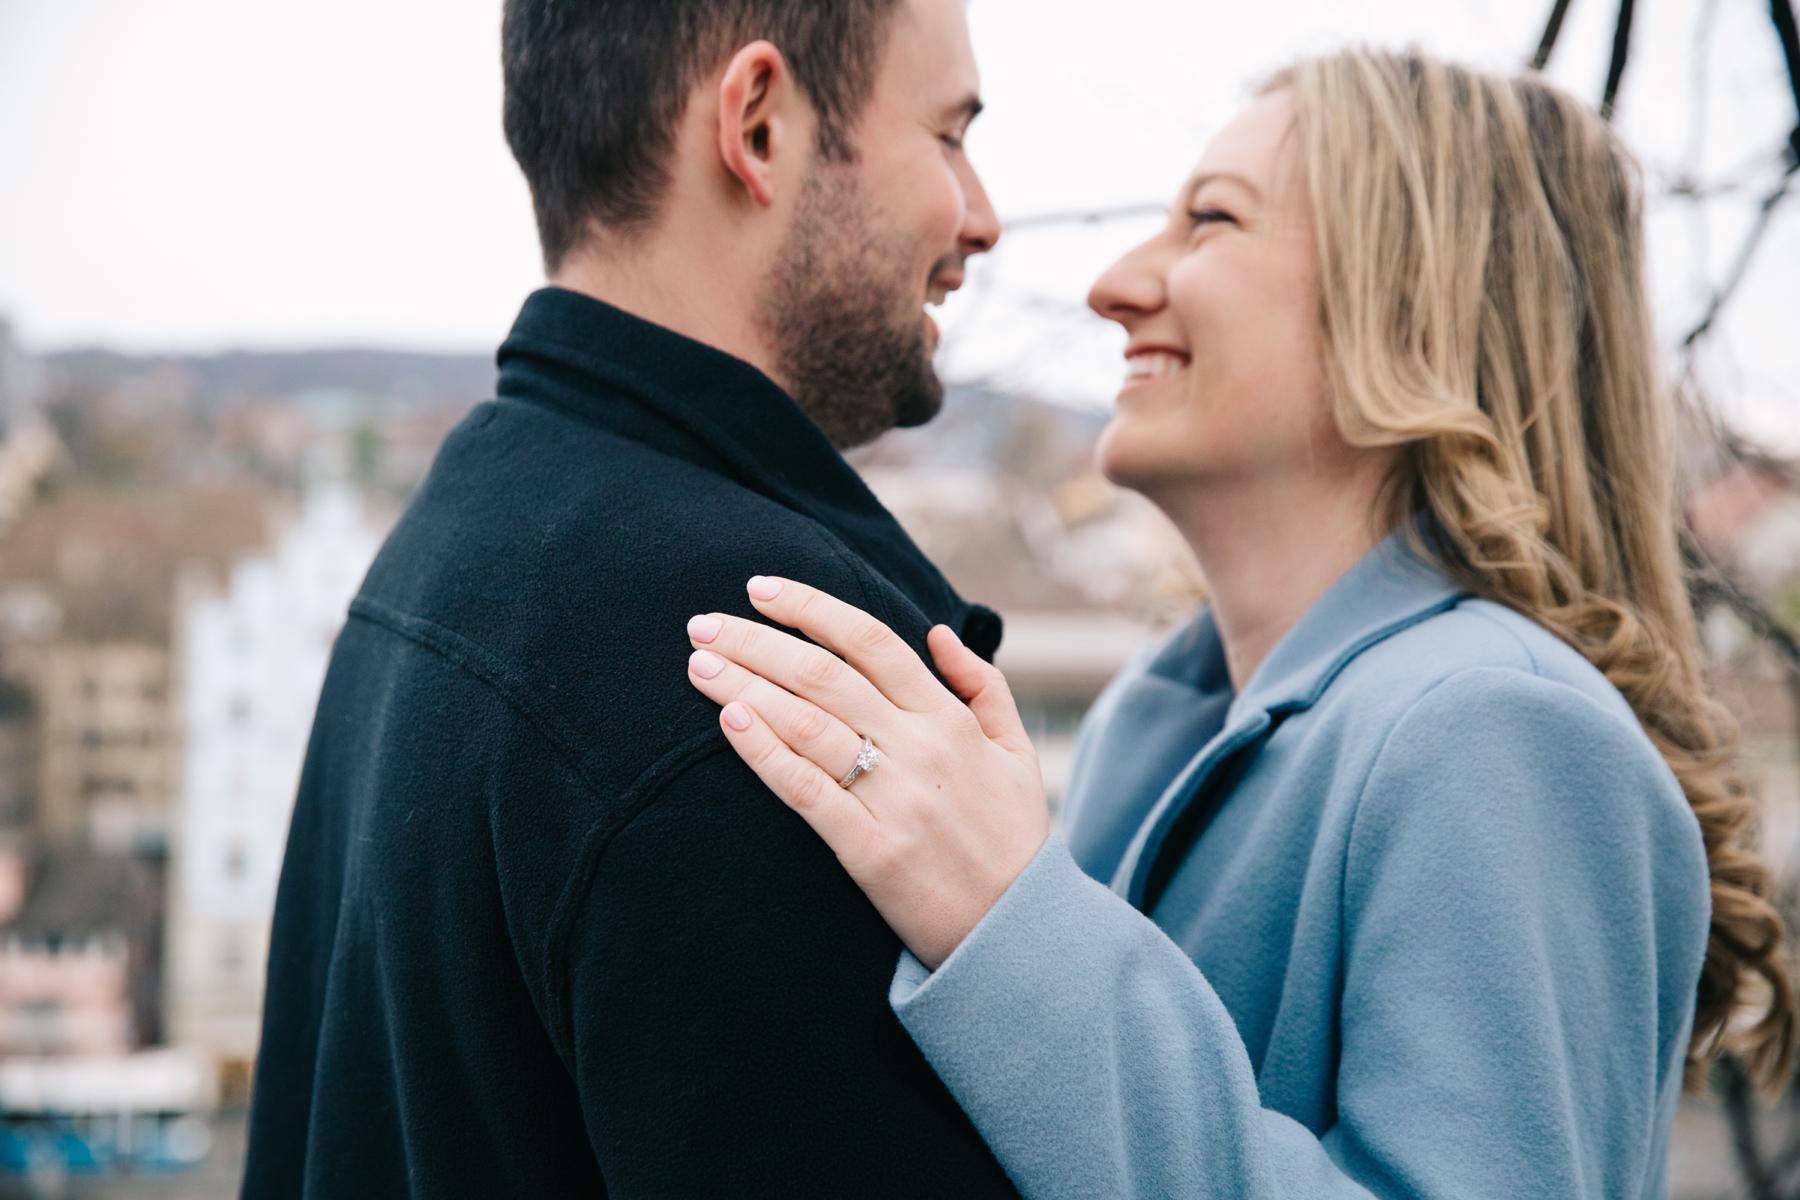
1114, 523, 1467, 909
494, 287, 1003, 659
1226, 522, 1466, 725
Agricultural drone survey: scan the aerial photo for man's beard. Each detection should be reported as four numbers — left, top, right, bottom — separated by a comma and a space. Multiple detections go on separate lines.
760, 165, 947, 451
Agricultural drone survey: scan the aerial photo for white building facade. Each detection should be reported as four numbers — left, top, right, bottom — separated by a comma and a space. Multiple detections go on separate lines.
166, 488, 385, 1083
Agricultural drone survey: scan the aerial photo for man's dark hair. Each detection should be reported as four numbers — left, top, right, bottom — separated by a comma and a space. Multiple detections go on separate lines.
503, 0, 905, 272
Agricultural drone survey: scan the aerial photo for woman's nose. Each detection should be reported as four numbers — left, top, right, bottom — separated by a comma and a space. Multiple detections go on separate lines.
1087, 239, 1165, 325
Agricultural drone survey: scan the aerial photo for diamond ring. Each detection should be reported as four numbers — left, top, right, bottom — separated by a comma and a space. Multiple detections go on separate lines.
837, 735, 884, 790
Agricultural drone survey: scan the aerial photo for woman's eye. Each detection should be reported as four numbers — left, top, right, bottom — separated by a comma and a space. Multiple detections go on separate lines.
1187, 208, 1236, 229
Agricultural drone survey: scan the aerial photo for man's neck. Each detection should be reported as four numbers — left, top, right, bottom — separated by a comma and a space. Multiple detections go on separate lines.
552, 244, 788, 394
1159, 467, 1396, 695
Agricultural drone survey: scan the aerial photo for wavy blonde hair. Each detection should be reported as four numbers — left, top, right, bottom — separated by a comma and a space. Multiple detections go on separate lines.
1266, 48, 1796, 1090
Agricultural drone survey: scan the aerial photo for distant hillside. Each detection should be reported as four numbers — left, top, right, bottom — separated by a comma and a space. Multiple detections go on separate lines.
855, 382, 1108, 481
43, 347, 497, 406
32, 345, 1111, 478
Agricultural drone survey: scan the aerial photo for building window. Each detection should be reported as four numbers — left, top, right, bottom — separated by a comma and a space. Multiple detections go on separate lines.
81, 775, 136, 800
220, 931, 247, 976
224, 839, 248, 882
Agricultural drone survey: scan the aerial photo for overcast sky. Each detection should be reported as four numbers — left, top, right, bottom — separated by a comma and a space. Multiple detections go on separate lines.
1, 0, 1796, 449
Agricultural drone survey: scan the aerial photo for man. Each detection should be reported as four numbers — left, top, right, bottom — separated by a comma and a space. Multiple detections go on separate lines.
242, 0, 1017, 1195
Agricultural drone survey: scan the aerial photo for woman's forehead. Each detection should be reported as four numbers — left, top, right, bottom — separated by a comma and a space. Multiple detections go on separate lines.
1186, 90, 1304, 200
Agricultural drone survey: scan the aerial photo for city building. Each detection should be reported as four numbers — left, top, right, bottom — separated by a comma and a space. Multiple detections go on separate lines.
166, 486, 387, 1090
34, 643, 175, 855
0, 419, 62, 538
0, 679, 34, 832
0, 310, 54, 536
0, 840, 150, 1058
0, 316, 40, 439
0, 486, 274, 851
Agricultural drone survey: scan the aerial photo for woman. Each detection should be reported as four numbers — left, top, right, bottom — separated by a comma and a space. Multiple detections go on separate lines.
681, 49, 1796, 1196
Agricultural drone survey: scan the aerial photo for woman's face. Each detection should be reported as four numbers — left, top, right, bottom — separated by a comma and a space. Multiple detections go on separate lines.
1087, 88, 1342, 505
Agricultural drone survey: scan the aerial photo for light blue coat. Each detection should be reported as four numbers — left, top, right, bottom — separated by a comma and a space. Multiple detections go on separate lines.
890, 531, 1710, 1198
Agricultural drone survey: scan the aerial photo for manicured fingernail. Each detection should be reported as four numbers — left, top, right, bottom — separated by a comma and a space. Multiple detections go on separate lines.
689, 650, 724, 679
687, 614, 722, 642
723, 702, 753, 731
747, 576, 782, 601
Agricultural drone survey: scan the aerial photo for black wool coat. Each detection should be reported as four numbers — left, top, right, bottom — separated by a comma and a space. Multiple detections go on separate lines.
242, 288, 1018, 1198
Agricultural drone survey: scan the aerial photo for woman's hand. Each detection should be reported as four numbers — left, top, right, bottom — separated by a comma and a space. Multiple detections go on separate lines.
685, 576, 1048, 970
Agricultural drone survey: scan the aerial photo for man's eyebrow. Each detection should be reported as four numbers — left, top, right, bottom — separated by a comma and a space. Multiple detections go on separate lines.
1185, 171, 1264, 202
939, 94, 984, 127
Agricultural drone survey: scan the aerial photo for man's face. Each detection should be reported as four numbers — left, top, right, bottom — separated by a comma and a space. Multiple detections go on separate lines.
760, 0, 1000, 450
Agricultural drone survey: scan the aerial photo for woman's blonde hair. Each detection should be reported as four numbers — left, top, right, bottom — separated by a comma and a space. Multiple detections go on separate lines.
1267, 47, 1796, 1090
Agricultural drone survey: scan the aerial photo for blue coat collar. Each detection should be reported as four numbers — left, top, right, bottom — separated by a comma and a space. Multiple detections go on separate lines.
1112, 527, 1466, 909
1228, 527, 1466, 725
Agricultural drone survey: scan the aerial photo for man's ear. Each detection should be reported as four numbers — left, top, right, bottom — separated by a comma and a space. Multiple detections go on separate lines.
716, 41, 801, 208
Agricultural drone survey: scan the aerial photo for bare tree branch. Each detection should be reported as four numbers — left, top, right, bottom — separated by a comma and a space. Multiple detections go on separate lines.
1531, 0, 1576, 70
1601, 0, 1639, 121
1679, 161, 1800, 355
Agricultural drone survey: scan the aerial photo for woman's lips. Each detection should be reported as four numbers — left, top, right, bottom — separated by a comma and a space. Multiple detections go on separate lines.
1120, 348, 1191, 392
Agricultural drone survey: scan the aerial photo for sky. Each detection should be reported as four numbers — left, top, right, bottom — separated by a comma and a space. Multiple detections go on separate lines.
1, 0, 1796, 449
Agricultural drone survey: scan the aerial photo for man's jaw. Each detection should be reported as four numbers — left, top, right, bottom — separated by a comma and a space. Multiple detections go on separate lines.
924, 266, 965, 348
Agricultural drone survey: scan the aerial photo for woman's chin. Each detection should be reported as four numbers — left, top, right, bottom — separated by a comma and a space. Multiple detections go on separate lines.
1097, 422, 1159, 492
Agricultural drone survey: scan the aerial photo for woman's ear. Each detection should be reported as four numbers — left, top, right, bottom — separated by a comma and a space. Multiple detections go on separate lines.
716, 41, 800, 209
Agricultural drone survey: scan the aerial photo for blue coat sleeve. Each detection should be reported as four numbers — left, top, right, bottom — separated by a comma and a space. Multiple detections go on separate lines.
889, 667, 1710, 1199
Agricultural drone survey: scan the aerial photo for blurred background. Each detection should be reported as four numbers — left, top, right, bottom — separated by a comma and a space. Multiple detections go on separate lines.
0, 0, 1797, 1195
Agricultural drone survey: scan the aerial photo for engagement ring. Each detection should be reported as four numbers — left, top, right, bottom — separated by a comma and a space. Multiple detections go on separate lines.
838, 736, 884, 789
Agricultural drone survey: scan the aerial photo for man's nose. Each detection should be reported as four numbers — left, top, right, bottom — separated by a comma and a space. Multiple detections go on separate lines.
957, 160, 1001, 256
